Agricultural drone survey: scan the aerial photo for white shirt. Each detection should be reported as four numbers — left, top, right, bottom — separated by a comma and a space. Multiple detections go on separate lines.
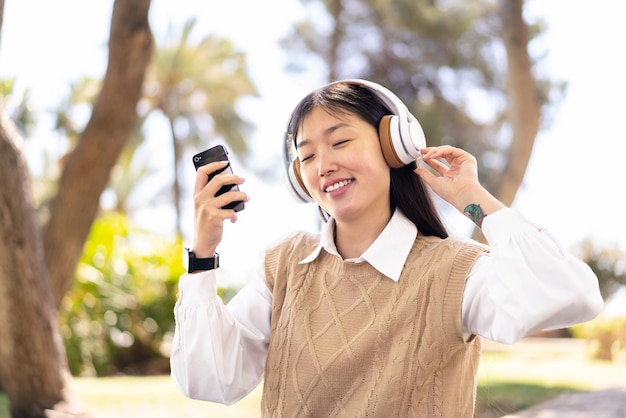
170, 208, 604, 404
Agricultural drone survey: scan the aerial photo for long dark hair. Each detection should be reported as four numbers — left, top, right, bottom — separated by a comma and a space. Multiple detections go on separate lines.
288, 81, 448, 239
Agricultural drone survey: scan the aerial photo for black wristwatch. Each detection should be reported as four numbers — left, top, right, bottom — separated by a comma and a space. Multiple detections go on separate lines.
187, 249, 219, 273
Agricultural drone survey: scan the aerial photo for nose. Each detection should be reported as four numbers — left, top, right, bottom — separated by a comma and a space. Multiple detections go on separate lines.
317, 150, 337, 177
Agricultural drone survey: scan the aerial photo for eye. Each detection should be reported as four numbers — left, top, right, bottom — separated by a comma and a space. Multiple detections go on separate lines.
333, 140, 349, 147
299, 154, 313, 163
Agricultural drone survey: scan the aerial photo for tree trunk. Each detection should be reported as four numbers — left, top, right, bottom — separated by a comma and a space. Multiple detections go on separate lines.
327, 0, 344, 82
43, 0, 154, 308
0, 0, 153, 416
0, 106, 83, 418
495, 0, 541, 206
168, 115, 184, 238
471, 0, 540, 243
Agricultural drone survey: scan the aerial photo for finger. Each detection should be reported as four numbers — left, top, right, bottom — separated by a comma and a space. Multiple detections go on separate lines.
421, 157, 450, 176
192, 187, 247, 255
420, 147, 453, 165
426, 146, 474, 169
426, 147, 460, 163
414, 167, 438, 186
198, 206, 238, 224
196, 172, 246, 203
194, 161, 229, 195
420, 145, 450, 159
212, 173, 246, 188
194, 185, 248, 215
213, 190, 249, 209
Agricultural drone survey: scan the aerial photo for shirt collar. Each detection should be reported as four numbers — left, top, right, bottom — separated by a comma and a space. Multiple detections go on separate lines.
299, 210, 417, 282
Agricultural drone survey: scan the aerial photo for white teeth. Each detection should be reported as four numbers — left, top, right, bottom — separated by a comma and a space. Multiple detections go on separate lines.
325, 179, 352, 192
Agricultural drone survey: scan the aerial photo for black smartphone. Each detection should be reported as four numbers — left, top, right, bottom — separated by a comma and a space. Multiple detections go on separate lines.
192, 145, 245, 212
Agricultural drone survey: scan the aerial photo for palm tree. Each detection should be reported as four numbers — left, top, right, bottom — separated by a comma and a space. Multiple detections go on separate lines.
142, 18, 257, 237
50, 20, 257, 238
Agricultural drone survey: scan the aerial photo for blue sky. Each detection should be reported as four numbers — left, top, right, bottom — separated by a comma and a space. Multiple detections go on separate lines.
1, 0, 625, 282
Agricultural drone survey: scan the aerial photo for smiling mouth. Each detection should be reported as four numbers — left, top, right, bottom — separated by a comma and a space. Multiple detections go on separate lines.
325, 179, 353, 192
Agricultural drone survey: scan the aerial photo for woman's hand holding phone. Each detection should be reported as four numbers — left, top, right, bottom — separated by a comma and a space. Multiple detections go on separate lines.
191, 146, 248, 258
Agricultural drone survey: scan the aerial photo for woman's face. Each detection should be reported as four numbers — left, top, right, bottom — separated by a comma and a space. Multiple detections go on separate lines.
296, 107, 391, 224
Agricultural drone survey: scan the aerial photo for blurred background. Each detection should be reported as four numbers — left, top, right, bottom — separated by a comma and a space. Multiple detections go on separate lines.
0, 0, 624, 417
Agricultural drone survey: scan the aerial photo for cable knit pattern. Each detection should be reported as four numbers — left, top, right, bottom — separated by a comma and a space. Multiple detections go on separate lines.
262, 231, 487, 418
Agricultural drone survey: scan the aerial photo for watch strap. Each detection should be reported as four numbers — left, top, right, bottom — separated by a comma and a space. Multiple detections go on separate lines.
187, 249, 219, 273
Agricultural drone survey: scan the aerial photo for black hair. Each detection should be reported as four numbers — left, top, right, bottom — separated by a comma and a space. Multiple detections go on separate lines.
288, 81, 448, 239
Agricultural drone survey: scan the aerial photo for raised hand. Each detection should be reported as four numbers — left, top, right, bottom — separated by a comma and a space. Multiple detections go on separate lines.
414, 145, 505, 226
192, 161, 248, 257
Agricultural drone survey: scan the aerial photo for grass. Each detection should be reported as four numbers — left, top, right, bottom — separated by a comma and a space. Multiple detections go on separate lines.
1, 338, 624, 418
475, 338, 625, 417
477, 382, 577, 418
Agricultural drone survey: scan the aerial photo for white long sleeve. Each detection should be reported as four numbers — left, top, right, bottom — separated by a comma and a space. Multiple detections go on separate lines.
170, 208, 604, 404
461, 209, 604, 343
170, 262, 272, 404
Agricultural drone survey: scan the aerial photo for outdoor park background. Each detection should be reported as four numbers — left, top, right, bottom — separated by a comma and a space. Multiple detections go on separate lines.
1, 0, 625, 416
3, 0, 625, 261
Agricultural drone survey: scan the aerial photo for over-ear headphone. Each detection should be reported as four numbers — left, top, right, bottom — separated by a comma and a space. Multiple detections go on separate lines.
283, 79, 426, 203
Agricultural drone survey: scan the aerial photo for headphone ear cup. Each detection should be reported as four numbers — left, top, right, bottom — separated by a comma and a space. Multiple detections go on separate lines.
379, 115, 406, 169
286, 158, 313, 203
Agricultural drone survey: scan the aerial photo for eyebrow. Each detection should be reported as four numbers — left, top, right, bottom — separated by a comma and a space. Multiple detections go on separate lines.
296, 122, 351, 149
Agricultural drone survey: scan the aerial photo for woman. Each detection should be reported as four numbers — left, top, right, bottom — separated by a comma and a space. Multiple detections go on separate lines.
170, 80, 603, 417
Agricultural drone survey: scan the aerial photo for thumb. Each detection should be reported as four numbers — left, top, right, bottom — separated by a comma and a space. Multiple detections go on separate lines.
414, 166, 437, 188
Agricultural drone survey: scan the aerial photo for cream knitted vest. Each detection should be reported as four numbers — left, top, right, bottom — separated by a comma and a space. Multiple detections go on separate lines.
262, 231, 488, 418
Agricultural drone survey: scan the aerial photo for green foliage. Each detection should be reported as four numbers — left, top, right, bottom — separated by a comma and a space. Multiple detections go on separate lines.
59, 211, 242, 376
60, 212, 185, 376
569, 241, 626, 362
53, 77, 101, 147
0, 394, 7, 418
571, 316, 626, 363
476, 382, 579, 417
281, 0, 562, 189
578, 240, 626, 300
147, 17, 258, 161
1, 77, 36, 136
